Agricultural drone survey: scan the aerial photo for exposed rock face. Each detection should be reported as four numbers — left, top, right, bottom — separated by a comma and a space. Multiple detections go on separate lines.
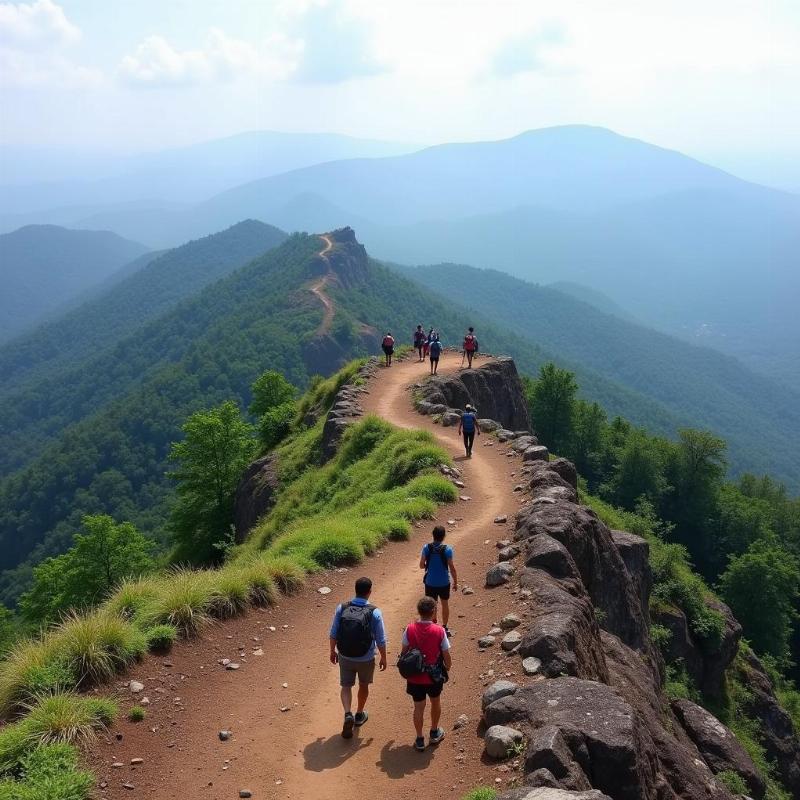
499, 790, 612, 800
233, 454, 278, 542
416, 357, 530, 431
319, 360, 377, 460
651, 597, 741, 700
735, 650, 800, 795
486, 458, 748, 799
672, 699, 766, 799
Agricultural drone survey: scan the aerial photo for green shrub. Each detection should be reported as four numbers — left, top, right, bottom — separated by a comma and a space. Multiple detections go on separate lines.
52, 611, 145, 685
23, 692, 115, 745
106, 578, 160, 626
0, 721, 30, 773
0, 637, 62, 716
1, 742, 94, 800
664, 662, 700, 702
142, 624, 176, 652
128, 706, 146, 722
152, 569, 214, 635
461, 790, 497, 800
716, 770, 748, 794
649, 623, 672, 651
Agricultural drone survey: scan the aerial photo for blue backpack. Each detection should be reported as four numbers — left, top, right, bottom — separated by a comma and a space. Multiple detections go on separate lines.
430, 340, 442, 358
462, 412, 476, 432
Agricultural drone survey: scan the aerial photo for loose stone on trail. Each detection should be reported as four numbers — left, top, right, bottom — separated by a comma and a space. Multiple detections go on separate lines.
317, 586, 332, 595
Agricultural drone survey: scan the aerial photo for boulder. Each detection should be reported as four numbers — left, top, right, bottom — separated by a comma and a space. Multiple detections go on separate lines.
498, 545, 521, 562
526, 463, 578, 504
484, 678, 662, 800
502, 630, 523, 651
672, 699, 766, 799
479, 418, 502, 432
486, 562, 515, 587
523, 446, 550, 463
524, 534, 579, 580
485, 724, 524, 759
233, 453, 278, 542
500, 613, 522, 630
441, 411, 462, 427
415, 358, 530, 430
321, 415, 352, 461
497, 429, 517, 442
498, 789, 612, 800
512, 436, 539, 453
482, 680, 519, 710
547, 458, 578, 490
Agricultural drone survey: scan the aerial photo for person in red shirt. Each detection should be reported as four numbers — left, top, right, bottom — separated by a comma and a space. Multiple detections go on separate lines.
400, 596, 453, 751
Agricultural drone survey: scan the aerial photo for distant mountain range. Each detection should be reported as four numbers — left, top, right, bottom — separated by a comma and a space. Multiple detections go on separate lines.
0, 225, 148, 342
5, 125, 793, 389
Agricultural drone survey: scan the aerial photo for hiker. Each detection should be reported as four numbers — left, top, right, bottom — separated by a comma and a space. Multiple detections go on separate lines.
423, 327, 435, 359
400, 596, 452, 751
420, 525, 457, 632
429, 334, 442, 375
462, 327, 479, 368
414, 325, 426, 361
381, 332, 395, 367
457, 403, 480, 457
329, 576, 388, 739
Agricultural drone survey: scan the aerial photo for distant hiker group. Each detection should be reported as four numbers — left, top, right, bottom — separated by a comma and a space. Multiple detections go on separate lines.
383, 324, 479, 374
329, 526, 458, 751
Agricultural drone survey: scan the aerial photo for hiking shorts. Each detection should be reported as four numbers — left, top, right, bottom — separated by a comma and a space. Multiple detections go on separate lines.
424, 582, 451, 601
430, 355, 439, 363
338, 656, 376, 687
382, 345, 394, 356
406, 681, 443, 702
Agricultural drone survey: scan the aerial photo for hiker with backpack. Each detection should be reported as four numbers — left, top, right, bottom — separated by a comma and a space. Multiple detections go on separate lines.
381, 332, 395, 367
420, 525, 457, 633
462, 327, 479, 368
428, 334, 442, 375
397, 596, 452, 751
457, 403, 480, 458
329, 576, 388, 739
413, 325, 426, 361
423, 327, 435, 359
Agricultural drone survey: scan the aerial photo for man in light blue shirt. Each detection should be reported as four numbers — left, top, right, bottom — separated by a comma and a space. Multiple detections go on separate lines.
329, 576, 387, 738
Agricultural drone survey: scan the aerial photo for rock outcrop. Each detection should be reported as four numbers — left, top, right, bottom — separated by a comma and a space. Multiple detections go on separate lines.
415, 357, 530, 431
483, 456, 773, 800
233, 454, 278, 542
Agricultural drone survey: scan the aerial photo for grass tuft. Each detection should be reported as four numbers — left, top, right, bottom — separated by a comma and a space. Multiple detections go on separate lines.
152, 569, 214, 636
22, 692, 116, 745
144, 624, 177, 652
128, 706, 146, 722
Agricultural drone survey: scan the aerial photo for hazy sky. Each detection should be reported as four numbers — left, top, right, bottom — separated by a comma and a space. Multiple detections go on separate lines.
1, 0, 798, 186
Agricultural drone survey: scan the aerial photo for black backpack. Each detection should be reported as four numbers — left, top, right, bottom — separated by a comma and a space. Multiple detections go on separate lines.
397, 647, 426, 678
424, 542, 449, 583
336, 602, 375, 658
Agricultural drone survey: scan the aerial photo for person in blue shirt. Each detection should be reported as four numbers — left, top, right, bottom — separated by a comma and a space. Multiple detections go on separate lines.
329, 576, 387, 738
429, 334, 442, 375
419, 526, 458, 634
457, 403, 480, 458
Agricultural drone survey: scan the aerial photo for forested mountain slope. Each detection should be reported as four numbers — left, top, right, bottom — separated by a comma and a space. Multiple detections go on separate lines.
401, 262, 800, 488
0, 229, 689, 604
0, 220, 287, 402
0, 225, 148, 342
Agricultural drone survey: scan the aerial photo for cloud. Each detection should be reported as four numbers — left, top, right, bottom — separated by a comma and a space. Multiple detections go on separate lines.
490, 22, 567, 77
290, 0, 387, 84
119, 28, 300, 87
0, 0, 79, 48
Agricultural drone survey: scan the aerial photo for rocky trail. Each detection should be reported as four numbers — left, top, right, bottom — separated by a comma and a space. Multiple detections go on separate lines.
89, 352, 535, 800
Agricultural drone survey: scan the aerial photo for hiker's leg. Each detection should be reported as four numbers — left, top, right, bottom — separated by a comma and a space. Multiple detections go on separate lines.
413, 699, 426, 737
430, 695, 442, 731
440, 597, 449, 627
356, 682, 369, 713
340, 686, 353, 714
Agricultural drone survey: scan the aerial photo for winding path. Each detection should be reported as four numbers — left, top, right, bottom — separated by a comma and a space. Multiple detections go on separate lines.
90, 353, 528, 800
309, 235, 336, 335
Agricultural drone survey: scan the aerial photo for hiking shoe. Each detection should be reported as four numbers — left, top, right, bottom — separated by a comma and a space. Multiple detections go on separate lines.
342, 712, 355, 739
414, 736, 426, 752
354, 711, 369, 727
429, 728, 446, 745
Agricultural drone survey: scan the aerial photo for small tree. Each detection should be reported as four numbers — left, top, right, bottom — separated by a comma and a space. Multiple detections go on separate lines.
604, 429, 668, 509
719, 539, 800, 665
527, 363, 577, 454
169, 401, 256, 564
249, 370, 296, 418
570, 399, 607, 484
19, 515, 155, 624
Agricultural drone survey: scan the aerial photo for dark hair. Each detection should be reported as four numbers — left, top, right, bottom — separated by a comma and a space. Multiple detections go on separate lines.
355, 577, 372, 597
468, 326, 474, 333
417, 596, 436, 618
432, 525, 446, 542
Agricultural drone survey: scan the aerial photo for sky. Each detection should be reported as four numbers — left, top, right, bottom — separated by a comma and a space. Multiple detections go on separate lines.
0, 0, 798, 188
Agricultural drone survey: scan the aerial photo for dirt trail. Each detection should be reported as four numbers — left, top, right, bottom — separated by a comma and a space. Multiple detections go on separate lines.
91, 352, 528, 800
309, 234, 336, 335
